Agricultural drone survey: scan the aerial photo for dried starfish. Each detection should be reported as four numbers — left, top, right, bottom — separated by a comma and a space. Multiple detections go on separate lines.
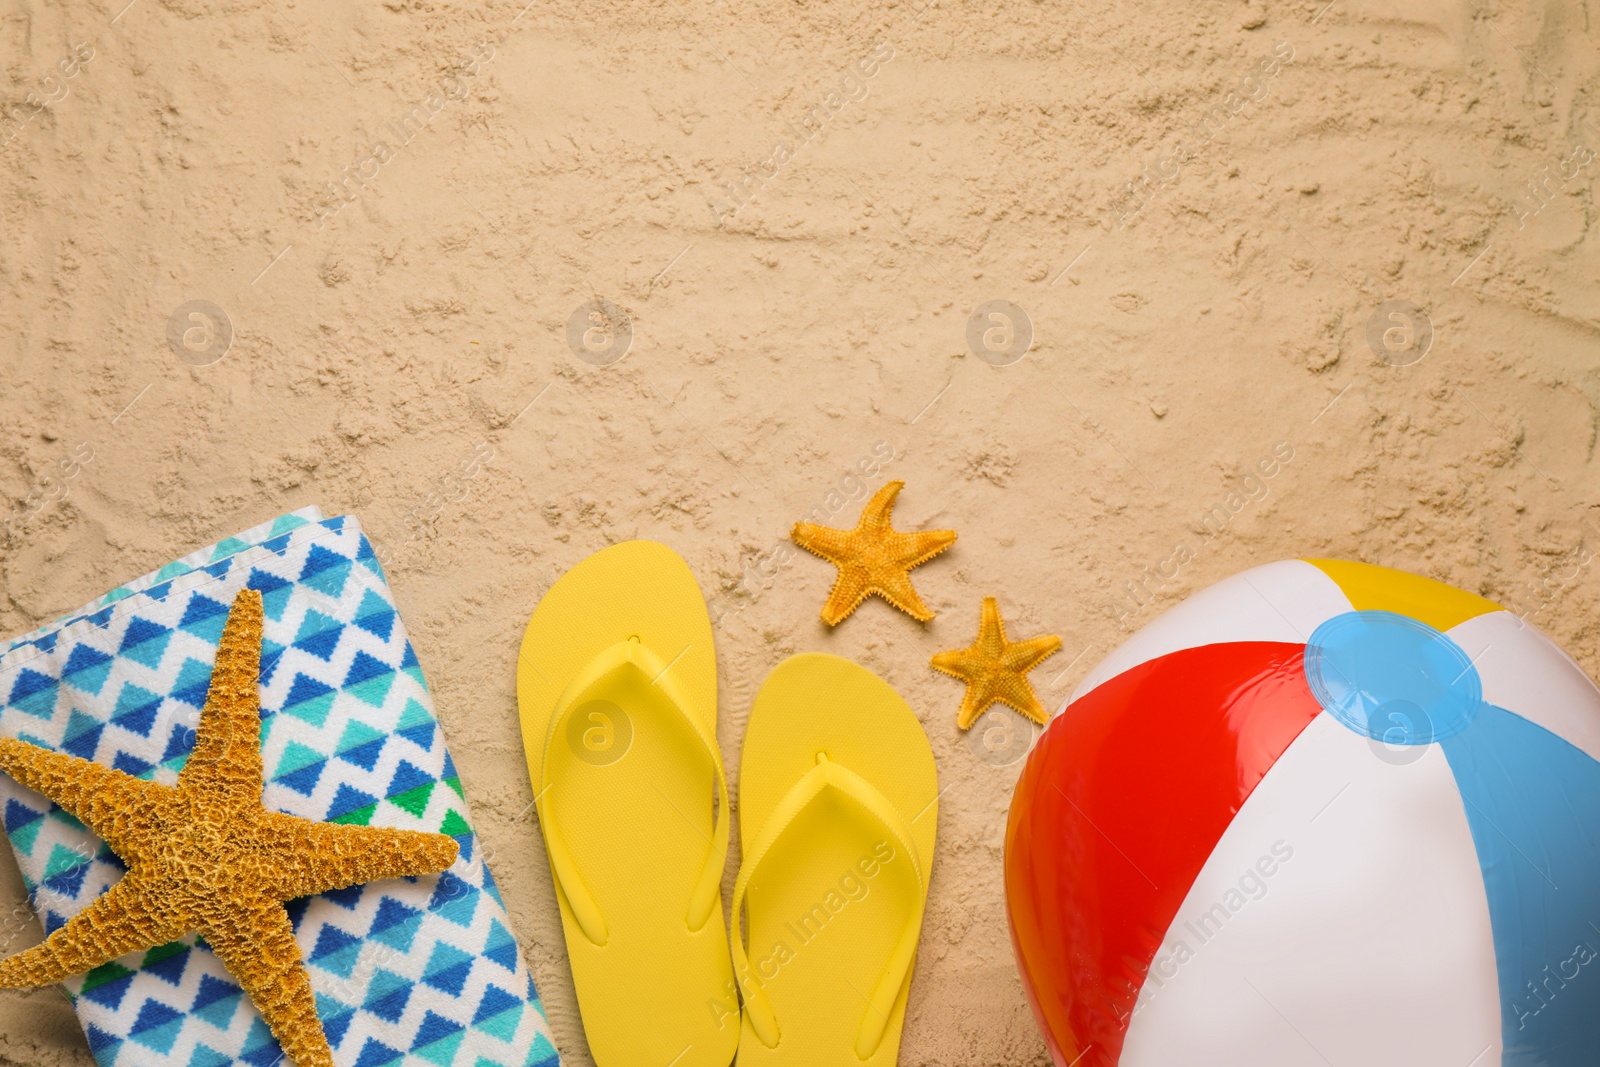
932, 597, 1062, 729
0, 589, 458, 1067
791, 480, 957, 625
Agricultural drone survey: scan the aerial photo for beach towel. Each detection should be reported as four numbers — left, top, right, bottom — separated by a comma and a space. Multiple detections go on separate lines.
0, 508, 560, 1067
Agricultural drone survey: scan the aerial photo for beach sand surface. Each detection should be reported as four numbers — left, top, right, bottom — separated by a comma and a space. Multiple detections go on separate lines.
1, 0, 1598, 1063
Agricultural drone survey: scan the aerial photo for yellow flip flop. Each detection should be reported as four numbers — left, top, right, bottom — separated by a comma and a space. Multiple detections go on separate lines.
731, 652, 939, 1065
516, 541, 738, 1067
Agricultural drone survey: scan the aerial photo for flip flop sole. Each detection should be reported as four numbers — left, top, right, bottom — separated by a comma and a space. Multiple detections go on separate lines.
736, 652, 939, 1065
517, 541, 737, 1067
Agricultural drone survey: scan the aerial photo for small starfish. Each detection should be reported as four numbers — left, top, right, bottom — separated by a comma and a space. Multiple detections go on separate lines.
791, 480, 957, 626
932, 597, 1062, 729
0, 589, 458, 1067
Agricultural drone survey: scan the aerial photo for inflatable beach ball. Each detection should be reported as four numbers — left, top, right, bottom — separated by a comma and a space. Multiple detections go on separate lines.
1006, 559, 1600, 1067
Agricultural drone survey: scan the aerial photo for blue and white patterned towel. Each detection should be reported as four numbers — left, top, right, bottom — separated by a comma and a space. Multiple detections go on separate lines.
0, 510, 560, 1067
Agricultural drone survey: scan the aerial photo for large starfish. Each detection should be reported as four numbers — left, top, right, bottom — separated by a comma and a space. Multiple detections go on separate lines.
0, 589, 458, 1067
931, 597, 1062, 729
791, 480, 957, 625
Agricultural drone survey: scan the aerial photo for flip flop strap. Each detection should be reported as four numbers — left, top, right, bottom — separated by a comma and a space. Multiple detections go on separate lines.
538, 639, 729, 947
730, 754, 927, 1059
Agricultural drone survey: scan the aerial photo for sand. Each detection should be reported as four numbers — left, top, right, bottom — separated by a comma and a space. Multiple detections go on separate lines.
1, 0, 1598, 1063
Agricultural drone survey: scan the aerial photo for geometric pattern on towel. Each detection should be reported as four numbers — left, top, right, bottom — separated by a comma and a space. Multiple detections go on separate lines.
0, 510, 560, 1067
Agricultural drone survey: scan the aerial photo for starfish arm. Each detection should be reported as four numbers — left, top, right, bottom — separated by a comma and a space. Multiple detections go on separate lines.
858, 480, 905, 532
890, 528, 958, 569
791, 522, 858, 566
0, 739, 171, 858
929, 647, 980, 680
976, 597, 1005, 646
993, 678, 1051, 726
202, 899, 334, 1067
180, 589, 266, 807
956, 679, 1002, 731
265, 816, 458, 900
1005, 634, 1064, 673
819, 569, 873, 626
0, 875, 181, 988
870, 566, 936, 622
